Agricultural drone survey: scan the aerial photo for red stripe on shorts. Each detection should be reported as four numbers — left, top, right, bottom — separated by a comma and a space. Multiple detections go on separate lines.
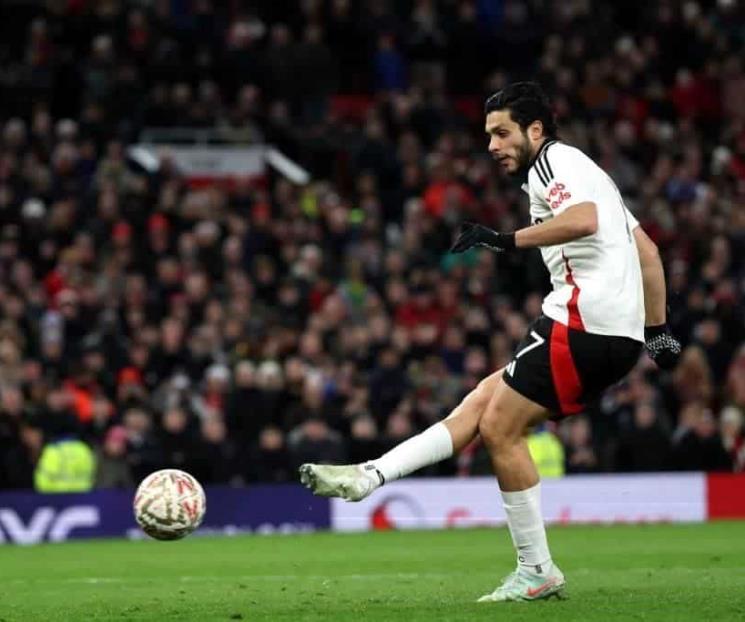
562, 253, 585, 331
549, 320, 584, 415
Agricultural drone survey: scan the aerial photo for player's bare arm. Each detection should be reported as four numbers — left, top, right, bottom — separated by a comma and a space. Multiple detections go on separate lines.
514, 202, 597, 248
634, 227, 666, 326
634, 226, 682, 369
450, 203, 598, 253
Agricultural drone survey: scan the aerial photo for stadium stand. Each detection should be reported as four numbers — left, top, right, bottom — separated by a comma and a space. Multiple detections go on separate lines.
0, 0, 744, 490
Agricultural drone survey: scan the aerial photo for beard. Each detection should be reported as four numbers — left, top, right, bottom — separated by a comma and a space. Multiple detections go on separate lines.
510, 131, 533, 178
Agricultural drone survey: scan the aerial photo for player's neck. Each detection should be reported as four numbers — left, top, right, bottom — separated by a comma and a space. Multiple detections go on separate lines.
515, 137, 550, 183
529, 137, 548, 163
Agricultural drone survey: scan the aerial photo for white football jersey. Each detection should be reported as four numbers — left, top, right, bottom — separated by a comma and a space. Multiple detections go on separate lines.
522, 140, 644, 342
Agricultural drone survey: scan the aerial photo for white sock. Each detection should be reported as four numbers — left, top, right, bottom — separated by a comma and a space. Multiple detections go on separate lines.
368, 422, 453, 484
501, 482, 552, 575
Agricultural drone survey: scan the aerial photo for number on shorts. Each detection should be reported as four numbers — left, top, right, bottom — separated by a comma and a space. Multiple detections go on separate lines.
505, 330, 545, 377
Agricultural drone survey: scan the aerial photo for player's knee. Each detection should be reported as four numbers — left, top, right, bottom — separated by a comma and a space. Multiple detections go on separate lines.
479, 386, 531, 450
474, 370, 504, 411
478, 401, 511, 451
473, 379, 494, 413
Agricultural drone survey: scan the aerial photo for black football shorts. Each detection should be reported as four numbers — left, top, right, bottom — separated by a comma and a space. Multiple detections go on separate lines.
501, 315, 642, 417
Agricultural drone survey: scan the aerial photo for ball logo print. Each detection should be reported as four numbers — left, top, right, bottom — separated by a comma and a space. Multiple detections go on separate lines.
133, 469, 206, 541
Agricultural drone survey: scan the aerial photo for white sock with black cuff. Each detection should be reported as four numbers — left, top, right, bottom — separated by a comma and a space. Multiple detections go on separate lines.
501, 482, 553, 575
368, 422, 454, 485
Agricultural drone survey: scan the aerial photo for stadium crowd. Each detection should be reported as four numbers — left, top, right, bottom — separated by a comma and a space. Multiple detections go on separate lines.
0, 0, 744, 491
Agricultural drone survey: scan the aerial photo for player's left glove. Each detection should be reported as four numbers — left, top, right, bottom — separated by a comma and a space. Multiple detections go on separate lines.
450, 222, 516, 254
644, 324, 681, 370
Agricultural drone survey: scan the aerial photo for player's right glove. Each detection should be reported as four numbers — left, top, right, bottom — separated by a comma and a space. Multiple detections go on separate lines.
450, 222, 516, 254
644, 324, 681, 370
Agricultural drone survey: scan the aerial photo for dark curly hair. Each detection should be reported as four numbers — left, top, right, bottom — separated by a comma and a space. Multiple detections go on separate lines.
484, 82, 558, 138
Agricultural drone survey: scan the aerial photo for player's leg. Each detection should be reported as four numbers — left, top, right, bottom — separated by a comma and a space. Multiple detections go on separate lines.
476, 319, 642, 602
372, 367, 505, 479
477, 367, 565, 601
299, 368, 504, 501
443, 368, 505, 449
479, 381, 546, 491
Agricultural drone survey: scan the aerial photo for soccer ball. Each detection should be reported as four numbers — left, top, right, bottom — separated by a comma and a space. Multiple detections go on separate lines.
133, 469, 206, 541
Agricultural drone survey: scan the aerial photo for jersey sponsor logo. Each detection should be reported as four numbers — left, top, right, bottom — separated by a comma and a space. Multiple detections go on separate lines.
547, 182, 572, 210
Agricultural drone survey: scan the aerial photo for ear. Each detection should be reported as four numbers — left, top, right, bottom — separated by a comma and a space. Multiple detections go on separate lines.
528, 120, 544, 141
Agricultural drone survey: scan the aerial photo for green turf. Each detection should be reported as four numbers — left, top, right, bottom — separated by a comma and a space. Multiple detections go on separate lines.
1, 523, 744, 621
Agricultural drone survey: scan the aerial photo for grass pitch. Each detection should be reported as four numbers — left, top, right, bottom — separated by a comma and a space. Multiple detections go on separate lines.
1, 523, 744, 621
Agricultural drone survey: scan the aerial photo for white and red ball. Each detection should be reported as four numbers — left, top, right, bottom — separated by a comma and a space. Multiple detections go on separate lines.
133, 469, 206, 540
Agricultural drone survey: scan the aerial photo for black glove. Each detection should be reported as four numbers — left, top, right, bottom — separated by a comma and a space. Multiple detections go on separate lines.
644, 324, 681, 370
450, 222, 516, 254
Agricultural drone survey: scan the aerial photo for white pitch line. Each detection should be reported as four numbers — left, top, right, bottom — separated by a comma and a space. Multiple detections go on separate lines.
8, 567, 739, 587
4, 572, 455, 586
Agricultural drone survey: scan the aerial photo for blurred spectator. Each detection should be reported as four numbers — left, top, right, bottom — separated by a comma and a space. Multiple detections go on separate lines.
527, 424, 565, 478
347, 414, 384, 465
287, 418, 346, 471
34, 407, 96, 493
671, 346, 713, 408
195, 415, 238, 484
720, 407, 745, 472
614, 403, 672, 472
0, 399, 43, 489
122, 407, 161, 483
562, 416, 599, 474
727, 347, 745, 410
226, 361, 266, 446
672, 403, 732, 472
245, 426, 291, 483
369, 347, 409, 424
159, 406, 202, 476
95, 426, 133, 489
374, 33, 407, 92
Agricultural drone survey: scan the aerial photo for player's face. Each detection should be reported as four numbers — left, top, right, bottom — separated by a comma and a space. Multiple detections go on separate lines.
485, 110, 536, 176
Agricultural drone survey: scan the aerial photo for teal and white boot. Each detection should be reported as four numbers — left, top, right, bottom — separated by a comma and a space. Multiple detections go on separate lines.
299, 463, 382, 502
477, 564, 566, 602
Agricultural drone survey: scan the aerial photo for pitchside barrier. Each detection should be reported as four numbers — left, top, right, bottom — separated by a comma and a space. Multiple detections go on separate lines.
0, 474, 743, 545
0, 485, 328, 545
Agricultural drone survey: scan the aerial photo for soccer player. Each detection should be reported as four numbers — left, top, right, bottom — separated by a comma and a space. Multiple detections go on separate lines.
299, 82, 681, 602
